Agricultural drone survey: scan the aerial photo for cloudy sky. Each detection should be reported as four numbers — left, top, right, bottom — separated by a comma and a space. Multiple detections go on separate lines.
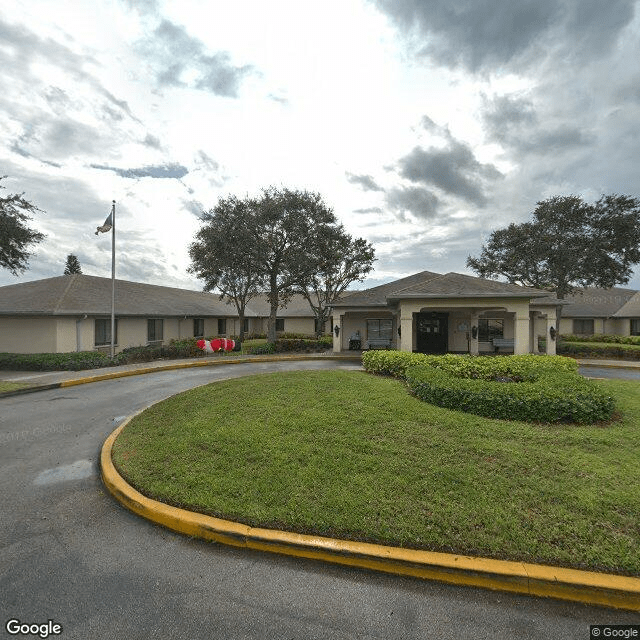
2, 0, 640, 291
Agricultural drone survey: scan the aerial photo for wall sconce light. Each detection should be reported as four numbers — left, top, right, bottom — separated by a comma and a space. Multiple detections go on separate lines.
334, 325, 340, 337
471, 326, 478, 339
549, 326, 556, 341
397, 326, 401, 337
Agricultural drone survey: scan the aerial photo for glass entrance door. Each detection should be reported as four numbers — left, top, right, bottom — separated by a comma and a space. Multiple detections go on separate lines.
416, 312, 448, 353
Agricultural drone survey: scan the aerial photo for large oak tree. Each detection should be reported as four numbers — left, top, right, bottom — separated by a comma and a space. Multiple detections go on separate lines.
188, 195, 263, 341
189, 186, 375, 343
297, 224, 375, 336
467, 194, 640, 301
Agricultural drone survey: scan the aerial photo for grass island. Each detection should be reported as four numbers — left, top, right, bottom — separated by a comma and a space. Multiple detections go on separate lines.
111, 367, 640, 576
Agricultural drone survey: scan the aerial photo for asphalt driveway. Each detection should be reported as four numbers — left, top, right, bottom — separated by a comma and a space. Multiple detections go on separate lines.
1, 359, 638, 639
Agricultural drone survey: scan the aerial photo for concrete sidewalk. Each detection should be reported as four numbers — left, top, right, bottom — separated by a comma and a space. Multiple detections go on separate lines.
578, 358, 640, 370
0, 352, 361, 387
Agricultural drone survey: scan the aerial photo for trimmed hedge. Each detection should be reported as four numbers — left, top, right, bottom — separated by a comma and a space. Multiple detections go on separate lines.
113, 338, 209, 365
243, 338, 332, 355
274, 337, 332, 352
362, 350, 579, 379
243, 342, 276, 355
0, 351, 110, 371
561, 333, 640, 345
362, 350, 613, 424
558, 341, 640, 360
404, 365, 614, 424
0, 335, 331, 371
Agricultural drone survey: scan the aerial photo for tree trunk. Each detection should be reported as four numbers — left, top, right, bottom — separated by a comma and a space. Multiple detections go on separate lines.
238, 308, 245, 341
315, 307, 329, 337
268, 274, 278, 343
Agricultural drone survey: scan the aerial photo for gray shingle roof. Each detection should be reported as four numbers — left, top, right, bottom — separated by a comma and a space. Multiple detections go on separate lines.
333, 271, 551, 307
333, 271, 442, 307
0, 275, 232, 317
560, 287, 637, 318
611, 291, 640, 318
0, 275, 327, 319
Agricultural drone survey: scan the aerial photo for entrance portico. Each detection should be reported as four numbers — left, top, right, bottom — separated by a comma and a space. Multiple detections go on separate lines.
331, 271, 562, 356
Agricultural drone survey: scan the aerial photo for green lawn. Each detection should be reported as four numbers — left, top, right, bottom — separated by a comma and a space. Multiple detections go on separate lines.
112, 370, 640, 576
0, 381, 30, 393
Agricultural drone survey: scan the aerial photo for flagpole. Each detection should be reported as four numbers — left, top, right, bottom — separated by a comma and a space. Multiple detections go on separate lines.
110, 200, 116, 359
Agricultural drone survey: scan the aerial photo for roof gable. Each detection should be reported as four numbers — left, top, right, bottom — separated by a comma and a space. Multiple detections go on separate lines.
388, 272, 549, 299
334, 271, 442, 306
611, 291, 640, 318
333, 270, 550, 307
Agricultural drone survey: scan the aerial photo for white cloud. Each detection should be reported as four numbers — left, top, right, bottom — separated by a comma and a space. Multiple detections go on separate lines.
1, 0, 639, 292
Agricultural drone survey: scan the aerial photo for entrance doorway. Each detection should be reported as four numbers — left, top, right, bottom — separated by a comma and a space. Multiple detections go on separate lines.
416, 312, 448, 353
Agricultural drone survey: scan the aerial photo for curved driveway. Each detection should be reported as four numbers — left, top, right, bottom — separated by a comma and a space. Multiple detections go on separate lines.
1, 360, 638, 639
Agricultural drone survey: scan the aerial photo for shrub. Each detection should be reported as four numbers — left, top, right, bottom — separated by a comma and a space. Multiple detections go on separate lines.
273, 338, 331, 353
239, 332, 267, 340
113, 345, 163, 364
404, 364, 615, 424
112, 340, 208, 365
168, 337, 206, 358
561, 334, 640, 345
362, 351, 610, 424
242, 342, 276, 355
558, 342, 640, 360
362, 350, 578, 379
317, 335, 333, 348
0, 351, 110, 371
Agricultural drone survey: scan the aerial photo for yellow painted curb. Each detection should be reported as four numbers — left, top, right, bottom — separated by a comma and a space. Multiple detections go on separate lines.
102, 417, 640, 611
59, 354, 361, 388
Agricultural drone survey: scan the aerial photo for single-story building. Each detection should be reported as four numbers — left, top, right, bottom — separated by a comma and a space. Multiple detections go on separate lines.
558, 287, 640, 336
0, 274, 328, 354
329, 271, 563, 355
2, 272, 638, 355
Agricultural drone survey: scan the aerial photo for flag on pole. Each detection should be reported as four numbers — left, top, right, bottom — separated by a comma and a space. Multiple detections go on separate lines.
95, 211, 113, 235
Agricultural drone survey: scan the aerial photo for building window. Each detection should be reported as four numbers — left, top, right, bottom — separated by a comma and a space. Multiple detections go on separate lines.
573, 319, 594, 335
314, 317, 324, 335
631, 319, 640, 336
367, 318, 393, 340
242, 318, 249, 333
193, 318, 204, 338
218, 318, 227, 335
95, 319, 118, 346
147, 319, 164, 343
478, 318, 504, 342
275, 318, 285, 332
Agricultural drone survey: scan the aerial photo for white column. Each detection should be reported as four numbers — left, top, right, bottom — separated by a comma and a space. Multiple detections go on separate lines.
400, 312, 413, 352
546, 310, 557, 355
513, 312, 531, 355
469, 312, 479, 355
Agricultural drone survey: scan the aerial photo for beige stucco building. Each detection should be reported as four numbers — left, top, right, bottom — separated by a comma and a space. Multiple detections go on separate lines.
330, 271, 562, 355
2, 272, 638, 356
0, 275, 327, 354
557, 287, 640, 337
